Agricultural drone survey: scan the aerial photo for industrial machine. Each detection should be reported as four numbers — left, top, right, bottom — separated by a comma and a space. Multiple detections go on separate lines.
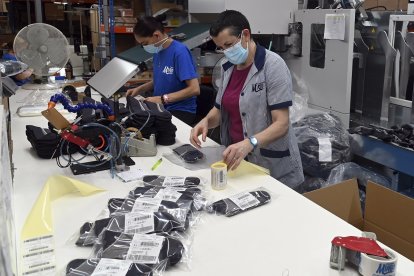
287, 1, 414, 193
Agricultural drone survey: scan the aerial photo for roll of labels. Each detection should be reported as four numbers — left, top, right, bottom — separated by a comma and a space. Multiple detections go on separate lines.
211, 162, 227, 190
330, 232, 398, 276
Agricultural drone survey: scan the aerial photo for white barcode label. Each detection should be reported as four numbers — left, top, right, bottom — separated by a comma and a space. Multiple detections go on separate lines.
229, 192, 260, 210
21, 265, 56, 275
219, 170, 224, 183
131, 198, 162, 213
124, 213, 154, 234
162, 176, 186, 187
21, 235, 56, 276
164, 187, 187, 192
116, 169, 148, 182
91, 259, 132, 276
126, 234, 164, 264
154, 188, 183, 202
318, 137, 332, 162
22, 235, 54, 253
21, 249, 55, 272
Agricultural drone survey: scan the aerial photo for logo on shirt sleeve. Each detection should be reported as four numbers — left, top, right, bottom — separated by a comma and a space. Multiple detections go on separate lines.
252, 82, 265, 93
163, 66, 174, 75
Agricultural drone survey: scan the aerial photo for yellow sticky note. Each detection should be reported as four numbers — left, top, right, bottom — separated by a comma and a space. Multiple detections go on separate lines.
21, 175, 105, 240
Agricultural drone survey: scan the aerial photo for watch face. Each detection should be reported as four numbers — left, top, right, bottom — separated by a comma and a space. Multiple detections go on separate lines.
250, 137, 258, 146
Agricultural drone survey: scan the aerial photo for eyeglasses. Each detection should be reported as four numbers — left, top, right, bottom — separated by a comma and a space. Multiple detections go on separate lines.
214, 33, 242, 53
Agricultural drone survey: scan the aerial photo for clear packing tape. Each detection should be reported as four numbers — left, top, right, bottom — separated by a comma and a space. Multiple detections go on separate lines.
20, 175, 105, 276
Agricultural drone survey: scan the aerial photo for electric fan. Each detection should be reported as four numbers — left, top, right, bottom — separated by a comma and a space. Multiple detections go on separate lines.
13, 23, 70, 90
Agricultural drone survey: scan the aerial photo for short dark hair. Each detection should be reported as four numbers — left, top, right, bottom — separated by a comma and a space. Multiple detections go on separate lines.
133, 16, 165, 37
210, 10, 251, 37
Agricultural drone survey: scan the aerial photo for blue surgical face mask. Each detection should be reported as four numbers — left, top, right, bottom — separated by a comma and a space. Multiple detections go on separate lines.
143, 37, 168, 54
223, 33, 249, 65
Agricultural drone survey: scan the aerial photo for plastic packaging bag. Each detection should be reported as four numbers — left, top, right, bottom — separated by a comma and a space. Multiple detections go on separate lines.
95, 231, 185, 268
143, 175, 202, 188
290, 72, 310, 124
293, 113, 351, 179
116, 197, 181, 214
163, 146, 225, 171
108, 197, 127, 214
66, 258, 166, 276
76, 186, 205, 247
105, 211, 188, 234
290, 92, 308, 124
297, 174, 327, 193
172, 144, 204, 163
326, 162, 392, 189
127, 186, 206, 212
207, 188, 271, 217
17, 89, 70, 117
77, 204, 189, 247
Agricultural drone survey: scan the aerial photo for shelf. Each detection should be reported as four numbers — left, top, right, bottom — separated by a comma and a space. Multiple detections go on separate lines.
99, 26, 181, 34
100, 25, 134, 34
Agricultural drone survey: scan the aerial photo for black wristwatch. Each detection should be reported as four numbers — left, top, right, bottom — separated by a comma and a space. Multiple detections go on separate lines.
160, 95, 165, 104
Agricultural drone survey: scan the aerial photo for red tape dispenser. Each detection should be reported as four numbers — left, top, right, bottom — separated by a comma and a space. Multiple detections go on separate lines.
330, 232, 398, 276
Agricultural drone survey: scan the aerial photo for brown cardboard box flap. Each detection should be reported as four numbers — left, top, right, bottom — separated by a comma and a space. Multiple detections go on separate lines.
364, 220, 414, 261
365, 182, 414, 244
378, 0, 398, 10
304, 179, 363, 229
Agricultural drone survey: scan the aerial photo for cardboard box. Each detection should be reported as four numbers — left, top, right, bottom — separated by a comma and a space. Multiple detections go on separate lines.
44, 3, 65, 21
365, 0, 408, 10
363, 0, 378, 9
378, 0, 400, 10
304, 179, 414, 261
399, 0, 408, 10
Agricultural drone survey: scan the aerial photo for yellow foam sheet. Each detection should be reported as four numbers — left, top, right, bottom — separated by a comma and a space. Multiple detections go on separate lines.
21, 175, 105, 240
228, 160, 270, 178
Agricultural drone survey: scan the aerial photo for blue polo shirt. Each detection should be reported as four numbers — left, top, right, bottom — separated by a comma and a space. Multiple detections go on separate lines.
153, 40, 198, 114
2, 53, 31, 86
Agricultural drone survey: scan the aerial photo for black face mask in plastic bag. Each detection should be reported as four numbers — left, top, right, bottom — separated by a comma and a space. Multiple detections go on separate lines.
117, 197, 180, 214
76, 209, 187, 247
66, 258, 156, 276
207, 190, 271, 217
127, 186, 204, 212
105, 211, 188, 234
143, 175, 201, 187
108, 198, 127, 214
129, 186, 202, 199
99, 230, 184, 267
76, 217, 111, 247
